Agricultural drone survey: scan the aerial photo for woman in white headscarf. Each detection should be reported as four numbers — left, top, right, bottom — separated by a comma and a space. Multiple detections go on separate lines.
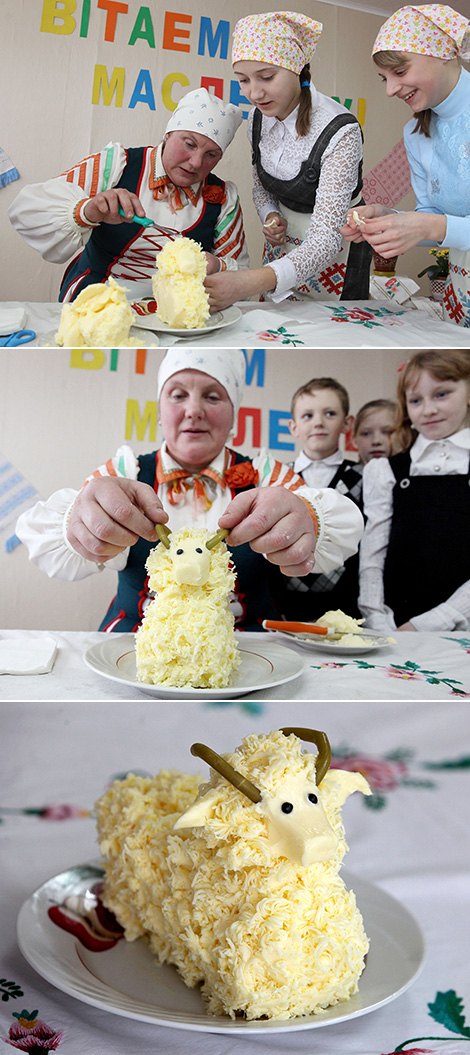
206, 10, 371, 311
342, 4, 470, 326
8, 89, 249, 302
15, 348, 363, 632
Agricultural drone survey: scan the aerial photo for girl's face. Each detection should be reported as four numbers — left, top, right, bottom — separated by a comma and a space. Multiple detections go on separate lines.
406, 370, 470, 441
159, 369, 234, 473
233, 61, 301, 121
378, 52, 460, 112
354, 408, 395, 464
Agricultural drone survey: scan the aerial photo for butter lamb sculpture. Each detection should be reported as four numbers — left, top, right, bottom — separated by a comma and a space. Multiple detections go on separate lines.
95, 728, 371, 1020
135, 525, 239, 688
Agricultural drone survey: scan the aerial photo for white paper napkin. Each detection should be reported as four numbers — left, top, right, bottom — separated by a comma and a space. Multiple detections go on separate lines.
0, 635, 58, 674
0, 306, 26, 335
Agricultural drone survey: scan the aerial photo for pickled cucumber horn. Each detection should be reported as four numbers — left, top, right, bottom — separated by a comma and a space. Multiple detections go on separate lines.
280, 728, 332, 786
206, 528, 229, 551
190, 743, 262, 803
155, 523, 171, 549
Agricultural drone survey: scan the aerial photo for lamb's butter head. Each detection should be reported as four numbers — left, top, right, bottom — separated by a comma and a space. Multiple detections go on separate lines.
170, 536, 211, 585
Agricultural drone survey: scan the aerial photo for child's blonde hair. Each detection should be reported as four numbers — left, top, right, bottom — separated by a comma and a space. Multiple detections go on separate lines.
290, 377, 350, 418
392, 349, 470, 453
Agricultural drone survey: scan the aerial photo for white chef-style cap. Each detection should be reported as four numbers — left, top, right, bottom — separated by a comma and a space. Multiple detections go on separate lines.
165, 88, 244, 154
157, 348, 246, 418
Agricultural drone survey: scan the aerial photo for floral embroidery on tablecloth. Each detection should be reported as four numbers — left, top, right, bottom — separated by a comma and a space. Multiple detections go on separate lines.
442, 636, 470, 654
255, 326, 304, 345
0, 805, 89, 825
1, 1008, 64, 1052
330, 305, 406, 327
308, 658, 470, 696
381, 989, 470, 1052
0, 981, 23, 1004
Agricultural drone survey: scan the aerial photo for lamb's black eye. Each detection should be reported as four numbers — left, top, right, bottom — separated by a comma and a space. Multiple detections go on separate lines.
308, 793, 318, 804
176, 548, 184, 555
281, 802, 293, 814
195, 547, 203, 553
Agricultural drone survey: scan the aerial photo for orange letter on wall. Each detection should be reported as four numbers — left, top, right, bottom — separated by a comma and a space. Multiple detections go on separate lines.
40, 0, 76, 35
97, 0, 128, 42
162, 11, 192, 52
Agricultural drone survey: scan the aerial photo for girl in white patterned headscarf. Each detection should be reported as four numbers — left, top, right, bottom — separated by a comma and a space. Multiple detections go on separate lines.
342, 5, 470, 327
205, 10, 372, 310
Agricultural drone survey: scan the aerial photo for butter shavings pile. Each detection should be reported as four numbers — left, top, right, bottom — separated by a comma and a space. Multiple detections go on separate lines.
152, 237, 210, 329
55, 277, 139, 347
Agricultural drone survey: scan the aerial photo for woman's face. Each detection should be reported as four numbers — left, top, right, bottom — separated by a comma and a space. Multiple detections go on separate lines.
354, 408, 395, 464
159, 369, 234, 472
377, 52, 460, 112
406, 370, 470, 441
162, 131, 222, 186
233, 60, 301, 121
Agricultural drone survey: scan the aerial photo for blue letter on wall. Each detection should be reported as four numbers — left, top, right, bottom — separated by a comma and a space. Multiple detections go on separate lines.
198, 18, 230, 59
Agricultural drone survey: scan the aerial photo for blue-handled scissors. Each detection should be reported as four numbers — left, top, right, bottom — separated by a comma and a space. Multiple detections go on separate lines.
0, 330, 37, 347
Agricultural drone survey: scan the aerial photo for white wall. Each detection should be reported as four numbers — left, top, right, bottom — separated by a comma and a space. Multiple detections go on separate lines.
1, 345, 407, 631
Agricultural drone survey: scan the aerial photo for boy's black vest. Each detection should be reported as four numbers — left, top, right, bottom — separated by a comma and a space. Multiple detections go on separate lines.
252, 109, 372, 300
99, 449, 283, 633
271, 459, 363, 621
59, 148, 225, 301
384, 450, 470, 625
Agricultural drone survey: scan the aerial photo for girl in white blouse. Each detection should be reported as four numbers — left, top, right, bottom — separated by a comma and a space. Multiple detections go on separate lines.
206, 11, 372, 312
359, 349, 470, 633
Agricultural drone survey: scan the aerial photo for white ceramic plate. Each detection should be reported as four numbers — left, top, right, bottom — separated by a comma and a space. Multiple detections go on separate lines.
37, 327, 159, 347
17, 862, 425, 1035
83, 633, 307, 699
130, 304, 242, 335
270, 628, 393, 656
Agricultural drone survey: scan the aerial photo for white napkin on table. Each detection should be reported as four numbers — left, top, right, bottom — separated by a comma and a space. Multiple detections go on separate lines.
0, 635, 58, 674
0, 306, 26, 335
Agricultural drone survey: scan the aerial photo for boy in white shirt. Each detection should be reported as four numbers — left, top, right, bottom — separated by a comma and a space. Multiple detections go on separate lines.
272, 377, 363, 621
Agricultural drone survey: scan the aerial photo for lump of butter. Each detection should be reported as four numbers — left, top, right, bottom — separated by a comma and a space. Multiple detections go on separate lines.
316, 610, 365, 634
152, 237, 210, 329
55, 277, 137, 347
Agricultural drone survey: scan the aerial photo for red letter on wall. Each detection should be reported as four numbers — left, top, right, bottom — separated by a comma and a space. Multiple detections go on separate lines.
232, 407, 261, 448
201, 76, 224, 99
162, 11, 192, 52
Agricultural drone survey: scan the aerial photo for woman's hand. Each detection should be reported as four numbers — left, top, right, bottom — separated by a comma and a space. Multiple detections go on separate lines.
396, 620, 418, 631
353, 210, 447, 258
67, 477, 168, 563
262, 211, 288, 247
83, 188, 146, 225
218, 488, 317, 577
205, 267, 276, 312
204, 252, 222, 276
341, 204, 389, 243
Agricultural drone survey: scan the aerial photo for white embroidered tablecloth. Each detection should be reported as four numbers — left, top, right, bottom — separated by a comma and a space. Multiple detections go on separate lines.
2, 298, 469, 348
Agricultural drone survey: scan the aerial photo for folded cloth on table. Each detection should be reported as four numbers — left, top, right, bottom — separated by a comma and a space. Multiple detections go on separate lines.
0, 635, 58, 675
0, 307, 26, 335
